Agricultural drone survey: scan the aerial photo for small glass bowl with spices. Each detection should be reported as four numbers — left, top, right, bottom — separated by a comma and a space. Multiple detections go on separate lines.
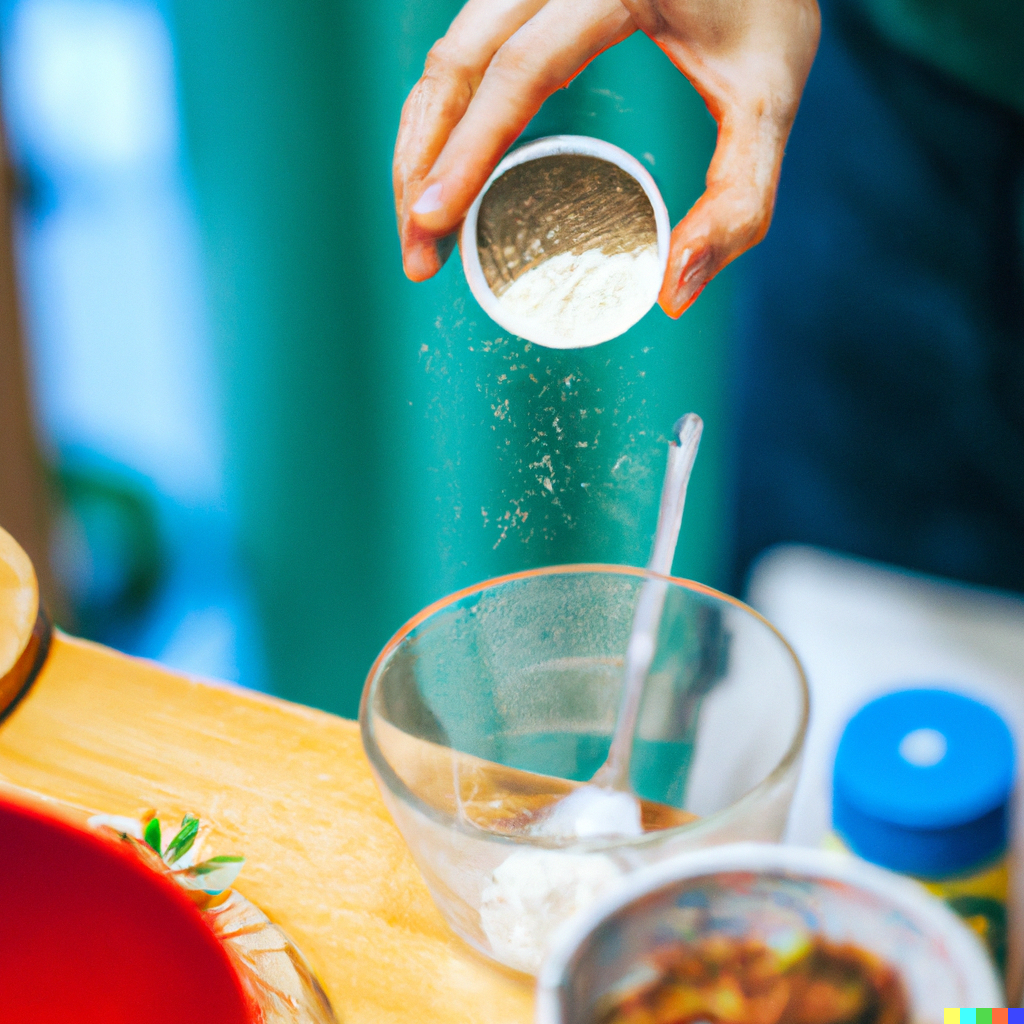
537, 843, 1003, 1024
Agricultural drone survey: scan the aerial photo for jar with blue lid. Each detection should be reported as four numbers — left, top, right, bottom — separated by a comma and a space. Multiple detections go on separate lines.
832, 687, 1015, 972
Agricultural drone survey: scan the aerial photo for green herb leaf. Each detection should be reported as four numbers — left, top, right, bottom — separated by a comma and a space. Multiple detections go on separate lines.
144, 817, 162, 854
164, 813, 199, 865
176, 855, 245, 894
191, 854, 245, 874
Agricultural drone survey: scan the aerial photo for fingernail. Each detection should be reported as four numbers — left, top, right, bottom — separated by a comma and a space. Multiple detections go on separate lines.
674, 270, 709, 313
664, 250, 712, 316
412, 181, 444, 215
404, 240, 438, 281
682, 249, 712, 284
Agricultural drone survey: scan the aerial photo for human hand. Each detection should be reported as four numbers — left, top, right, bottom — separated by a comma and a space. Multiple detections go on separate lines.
393, 0, 819, 317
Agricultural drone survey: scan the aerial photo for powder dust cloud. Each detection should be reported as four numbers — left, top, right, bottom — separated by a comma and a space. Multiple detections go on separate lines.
415, 284, 677, 587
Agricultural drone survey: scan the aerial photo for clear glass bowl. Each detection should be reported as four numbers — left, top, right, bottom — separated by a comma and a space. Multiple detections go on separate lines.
537, 843, 1003, 1024
359, 565, 809, 974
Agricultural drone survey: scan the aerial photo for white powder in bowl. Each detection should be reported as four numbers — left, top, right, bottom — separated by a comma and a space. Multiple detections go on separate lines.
496, 244, 661, 349
479, 848, 624, 974
529, 785, 643, 840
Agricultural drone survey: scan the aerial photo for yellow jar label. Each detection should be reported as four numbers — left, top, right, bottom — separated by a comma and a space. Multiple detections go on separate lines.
825, 835, 1007, 973
921, 859, 1008, 973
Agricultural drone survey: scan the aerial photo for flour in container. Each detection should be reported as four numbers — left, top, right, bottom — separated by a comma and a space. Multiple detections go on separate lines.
496, 243, 660, 349
479, 848, 624, 974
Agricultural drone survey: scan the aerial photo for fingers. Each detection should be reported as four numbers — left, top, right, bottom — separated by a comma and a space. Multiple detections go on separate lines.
395, 0, 549, 281
397, 0, 818, 303
632, 0, 820, 315
658, 106, 787, 317
401, 0, 634, 280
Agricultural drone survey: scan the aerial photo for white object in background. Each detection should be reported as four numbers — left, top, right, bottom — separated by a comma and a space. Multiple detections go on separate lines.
746, 544, 1024, 1001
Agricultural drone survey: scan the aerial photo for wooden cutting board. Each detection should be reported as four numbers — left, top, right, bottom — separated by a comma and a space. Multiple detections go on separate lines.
0, 613, 533, 1023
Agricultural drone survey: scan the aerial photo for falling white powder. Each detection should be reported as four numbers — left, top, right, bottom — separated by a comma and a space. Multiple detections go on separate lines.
479, 848, 624, 975
496, 244, 661, 349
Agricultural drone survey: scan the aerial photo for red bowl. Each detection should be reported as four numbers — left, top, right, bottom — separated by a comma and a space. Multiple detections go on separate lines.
0, 796, 253, 1023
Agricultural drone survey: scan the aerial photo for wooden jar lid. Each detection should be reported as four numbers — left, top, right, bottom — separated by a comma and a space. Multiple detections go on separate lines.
0, 527, 47, 720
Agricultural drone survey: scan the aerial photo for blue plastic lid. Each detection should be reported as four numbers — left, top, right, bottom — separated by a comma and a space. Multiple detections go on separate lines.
832, 688, 1015, 878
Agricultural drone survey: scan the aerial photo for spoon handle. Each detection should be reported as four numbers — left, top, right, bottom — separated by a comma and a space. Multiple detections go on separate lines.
650, 414, 703, 576
591, 414, 703, 791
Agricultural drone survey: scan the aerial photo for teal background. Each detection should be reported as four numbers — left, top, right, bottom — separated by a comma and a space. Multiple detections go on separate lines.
167, 0, 733, 717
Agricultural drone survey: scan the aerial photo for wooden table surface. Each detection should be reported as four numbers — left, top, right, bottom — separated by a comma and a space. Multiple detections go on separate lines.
0, 630, 534, 1023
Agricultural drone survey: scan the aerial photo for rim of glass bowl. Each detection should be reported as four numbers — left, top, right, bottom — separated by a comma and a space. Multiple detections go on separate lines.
359, 564, 810, 851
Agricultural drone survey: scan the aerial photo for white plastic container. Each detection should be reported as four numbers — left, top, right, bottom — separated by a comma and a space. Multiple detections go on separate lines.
460, 136, 671, 350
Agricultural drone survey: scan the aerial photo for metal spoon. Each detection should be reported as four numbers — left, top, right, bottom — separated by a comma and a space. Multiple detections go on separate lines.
532, 413, 704, 839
